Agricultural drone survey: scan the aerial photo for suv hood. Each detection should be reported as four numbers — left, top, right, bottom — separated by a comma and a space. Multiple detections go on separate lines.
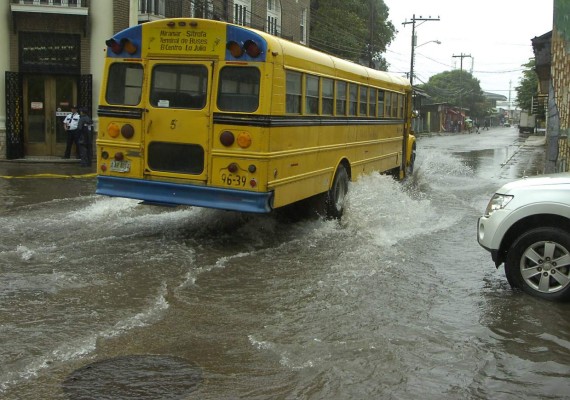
498, 173, 570, 193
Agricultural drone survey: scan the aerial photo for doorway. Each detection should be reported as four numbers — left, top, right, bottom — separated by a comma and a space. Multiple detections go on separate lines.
24, 75, 77, 157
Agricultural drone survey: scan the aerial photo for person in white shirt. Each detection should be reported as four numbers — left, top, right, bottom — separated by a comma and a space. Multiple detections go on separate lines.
62, 105, 80, 159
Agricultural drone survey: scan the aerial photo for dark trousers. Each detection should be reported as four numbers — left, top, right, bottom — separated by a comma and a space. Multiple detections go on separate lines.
64, 130, 79, 158
78, 130, 92, 166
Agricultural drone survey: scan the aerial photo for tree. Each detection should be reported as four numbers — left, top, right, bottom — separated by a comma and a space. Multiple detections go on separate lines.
309, 0, 395, 70
420, 69, 487, 117
515, 59, 538, 112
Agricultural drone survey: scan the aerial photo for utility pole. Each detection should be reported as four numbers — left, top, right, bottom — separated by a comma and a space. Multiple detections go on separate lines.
403, 14, 440, 86
368, 0, 375, 68
452, 53, 472, 123
452, 53, 472, 72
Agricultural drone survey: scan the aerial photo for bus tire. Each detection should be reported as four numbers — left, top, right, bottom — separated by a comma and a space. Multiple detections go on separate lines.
325, 164, 349, 219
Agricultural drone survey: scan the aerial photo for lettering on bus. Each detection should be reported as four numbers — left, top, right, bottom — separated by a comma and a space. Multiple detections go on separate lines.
157, 30, 210, 52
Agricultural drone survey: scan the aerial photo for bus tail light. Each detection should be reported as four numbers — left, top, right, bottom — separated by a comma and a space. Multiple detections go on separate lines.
121, 124, 135, 139
220, 131, 235, 146
228, 163, 238, 173
244, 40, 261, 58
105, 38, 138, 55
226, 41, 243, 58
106, 38, 123, 54
121, 38, 138, 55
108, 123, 120, 138
237, 132, 252, 148
250, 178, 257, 188
114, 152, 125, 161
226, 40, 262, 59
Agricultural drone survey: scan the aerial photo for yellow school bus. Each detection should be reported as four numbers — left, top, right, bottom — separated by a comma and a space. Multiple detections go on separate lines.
96, 18, 415, 218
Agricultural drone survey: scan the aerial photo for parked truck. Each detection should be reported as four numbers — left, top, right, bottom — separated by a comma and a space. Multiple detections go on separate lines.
519, 111, 536, 133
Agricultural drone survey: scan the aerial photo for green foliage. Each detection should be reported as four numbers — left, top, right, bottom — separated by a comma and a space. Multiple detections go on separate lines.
309, 0, 395, 70
420, 69, 487, 117
515, 59, 538, 112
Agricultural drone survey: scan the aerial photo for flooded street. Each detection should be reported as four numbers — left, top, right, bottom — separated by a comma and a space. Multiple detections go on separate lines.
1, 127, 569, 399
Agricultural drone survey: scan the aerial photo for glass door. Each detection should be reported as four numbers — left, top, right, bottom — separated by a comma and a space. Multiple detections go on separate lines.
24, 75, 76, 156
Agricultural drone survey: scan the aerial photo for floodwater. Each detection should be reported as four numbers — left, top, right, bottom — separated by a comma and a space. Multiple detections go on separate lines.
1, 127, 569, 399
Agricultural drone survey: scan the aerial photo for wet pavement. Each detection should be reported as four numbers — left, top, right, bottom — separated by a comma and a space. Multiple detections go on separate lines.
1, 127, 569, 399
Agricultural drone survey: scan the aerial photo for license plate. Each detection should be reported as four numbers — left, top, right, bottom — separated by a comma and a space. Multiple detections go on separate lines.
110, 160, 131, 172
220, 172, 247, 187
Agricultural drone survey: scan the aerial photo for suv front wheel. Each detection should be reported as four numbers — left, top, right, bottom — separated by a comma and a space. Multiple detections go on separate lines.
505, 227, 570, 301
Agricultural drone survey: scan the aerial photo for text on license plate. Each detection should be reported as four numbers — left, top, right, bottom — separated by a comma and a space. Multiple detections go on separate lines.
221, 172, 247, 187
110, 160, 131, 172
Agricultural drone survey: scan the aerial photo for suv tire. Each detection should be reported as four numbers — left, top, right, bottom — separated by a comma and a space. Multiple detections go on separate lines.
505, 227, 570, 301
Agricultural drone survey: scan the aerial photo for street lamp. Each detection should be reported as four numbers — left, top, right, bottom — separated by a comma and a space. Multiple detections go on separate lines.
411, 39, 441, 83
416, 39, 441, 48
403, 14, 440, 86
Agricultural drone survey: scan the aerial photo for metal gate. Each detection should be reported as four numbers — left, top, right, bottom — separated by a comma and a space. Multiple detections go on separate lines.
5, 71, 24, 159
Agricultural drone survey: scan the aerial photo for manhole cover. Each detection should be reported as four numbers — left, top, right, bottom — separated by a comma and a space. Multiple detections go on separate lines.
62, 355, 202, 399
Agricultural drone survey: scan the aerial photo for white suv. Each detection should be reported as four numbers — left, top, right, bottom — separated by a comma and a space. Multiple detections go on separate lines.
478, 173, 570, 301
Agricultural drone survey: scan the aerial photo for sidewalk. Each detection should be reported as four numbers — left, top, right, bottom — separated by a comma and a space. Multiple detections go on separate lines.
0, 156, 96, 179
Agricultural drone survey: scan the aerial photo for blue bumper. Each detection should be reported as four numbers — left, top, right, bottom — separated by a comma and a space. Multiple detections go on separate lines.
96, 176, 273, 213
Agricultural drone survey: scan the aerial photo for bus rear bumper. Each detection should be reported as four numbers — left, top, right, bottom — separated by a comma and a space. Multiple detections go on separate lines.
96, 176, 273, 213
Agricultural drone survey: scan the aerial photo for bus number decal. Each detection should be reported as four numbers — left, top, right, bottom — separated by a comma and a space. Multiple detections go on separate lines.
221, 173, 247, 187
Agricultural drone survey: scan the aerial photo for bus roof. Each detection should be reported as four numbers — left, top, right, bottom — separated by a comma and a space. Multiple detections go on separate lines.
105, 18, 410, 92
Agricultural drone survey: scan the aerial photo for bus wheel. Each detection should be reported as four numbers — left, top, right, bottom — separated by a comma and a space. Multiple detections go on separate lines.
325, 164, 349, 219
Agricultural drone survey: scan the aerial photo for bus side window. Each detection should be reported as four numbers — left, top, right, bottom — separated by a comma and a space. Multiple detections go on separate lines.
385, 92, 392, 117
398, 94, 404, 118
217, 66, 260, 112
392, 92, 398, 118
322, 78, 333, 115
348, 84, 357, 116
305, 75, 319, 114
368, 88, 377, 117
359, 86, 368, 116
286, 71, 302, 114
335, 80, 347, 116
377, 90, 384, 117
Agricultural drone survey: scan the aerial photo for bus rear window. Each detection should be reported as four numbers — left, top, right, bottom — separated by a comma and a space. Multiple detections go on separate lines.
151, 65, 208, 109
217, 67, 260, 112
106, 63, 143, 106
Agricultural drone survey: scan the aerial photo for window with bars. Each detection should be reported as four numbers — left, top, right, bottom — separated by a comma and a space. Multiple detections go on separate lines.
300, 8, 307, 44
267, 16, 278, 35
234, 0, 250, 26
19, 32, 80, 74
138, 0, 165, 16
266, 0, 280, 36
191, 0, 214, 19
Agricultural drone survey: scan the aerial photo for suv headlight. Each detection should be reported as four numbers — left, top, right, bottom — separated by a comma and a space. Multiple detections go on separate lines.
484, 193, 514, 216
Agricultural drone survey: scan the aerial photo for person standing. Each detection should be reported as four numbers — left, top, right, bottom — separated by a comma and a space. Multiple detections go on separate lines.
62, 105, 80, 159
76, 107, 93, 167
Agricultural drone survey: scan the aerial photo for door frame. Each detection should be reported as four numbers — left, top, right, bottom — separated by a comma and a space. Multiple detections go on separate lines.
23, 75, 77, 157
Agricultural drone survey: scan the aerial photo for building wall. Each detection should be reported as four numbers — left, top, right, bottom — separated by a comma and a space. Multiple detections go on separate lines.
91, 0, 115, 136
552, 0, 570, 171
0, 1, 9, 157
1, 0, 309, 160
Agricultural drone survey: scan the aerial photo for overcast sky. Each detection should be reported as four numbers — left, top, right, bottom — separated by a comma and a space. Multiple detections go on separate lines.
383, 0, 554, 102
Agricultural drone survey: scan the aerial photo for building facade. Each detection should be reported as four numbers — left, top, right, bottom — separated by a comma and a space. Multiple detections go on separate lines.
533, 0, 570, 173
1, 0, 310, 160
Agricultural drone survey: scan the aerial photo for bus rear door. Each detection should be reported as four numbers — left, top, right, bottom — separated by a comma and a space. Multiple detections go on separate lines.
144, 61, 213, 183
